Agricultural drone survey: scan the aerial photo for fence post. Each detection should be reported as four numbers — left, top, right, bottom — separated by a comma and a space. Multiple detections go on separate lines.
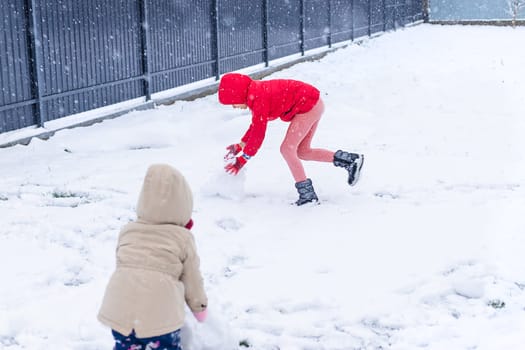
368, 0, 372, 36
403, 0, 407, 26
26, 0, 46, 127
423, 0, 429, 22
394, 0, 397, 29
350, 0, 355, 41
263, 0, 269, 66
383, 0, 387, 32
327, 0, 332, 48
212, 0, 220, 78
300, 0, 305, 55
138, 0, 151, 101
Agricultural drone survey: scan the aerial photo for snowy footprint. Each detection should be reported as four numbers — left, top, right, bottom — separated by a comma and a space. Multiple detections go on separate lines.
216, 217, 243, 232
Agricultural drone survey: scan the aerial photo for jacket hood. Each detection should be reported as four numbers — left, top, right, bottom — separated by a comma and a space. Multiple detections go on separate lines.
136, 164, 193, 226
218, 73, 253, 105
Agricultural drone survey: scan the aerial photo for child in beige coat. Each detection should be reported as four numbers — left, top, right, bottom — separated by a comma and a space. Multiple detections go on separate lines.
98, 164, 208, 350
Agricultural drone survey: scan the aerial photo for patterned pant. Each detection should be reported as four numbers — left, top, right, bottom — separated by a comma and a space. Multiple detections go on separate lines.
112, 329, 182, 350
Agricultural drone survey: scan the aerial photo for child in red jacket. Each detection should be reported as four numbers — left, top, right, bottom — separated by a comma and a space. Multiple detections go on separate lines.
218, 72, 364, 205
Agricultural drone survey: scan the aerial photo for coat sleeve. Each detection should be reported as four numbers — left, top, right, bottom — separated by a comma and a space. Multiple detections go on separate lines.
240, 113, 268, 157
181, 235, 208, 312
240, 123, 254, 145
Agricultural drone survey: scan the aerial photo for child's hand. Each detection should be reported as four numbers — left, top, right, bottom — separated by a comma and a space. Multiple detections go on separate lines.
193, 309, 208, 322
225, 155, 248, 175
224, 143, 243, 161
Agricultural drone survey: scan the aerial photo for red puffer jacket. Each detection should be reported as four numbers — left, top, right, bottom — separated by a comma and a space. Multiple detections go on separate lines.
218, 73, 320, 157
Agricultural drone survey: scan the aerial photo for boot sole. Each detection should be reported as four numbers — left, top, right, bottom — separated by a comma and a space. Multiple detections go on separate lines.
349, 155, 364, 186
294, 198, 320, 206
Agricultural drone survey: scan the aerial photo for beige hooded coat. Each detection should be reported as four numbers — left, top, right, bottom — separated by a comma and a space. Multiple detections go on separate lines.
98, 164, 207, 338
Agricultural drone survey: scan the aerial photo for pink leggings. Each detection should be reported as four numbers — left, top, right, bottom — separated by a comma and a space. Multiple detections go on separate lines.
280, 98, 335, 183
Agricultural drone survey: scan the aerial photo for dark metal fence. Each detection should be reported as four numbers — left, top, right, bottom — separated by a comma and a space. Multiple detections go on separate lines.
0, 0, 423, 134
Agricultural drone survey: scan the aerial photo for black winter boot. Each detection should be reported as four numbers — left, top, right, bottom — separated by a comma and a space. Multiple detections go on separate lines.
333, 150, 364, 186
294, 178, 319, 206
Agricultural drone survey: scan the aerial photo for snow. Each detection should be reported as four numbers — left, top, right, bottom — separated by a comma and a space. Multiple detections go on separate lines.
1, 24, 525, 350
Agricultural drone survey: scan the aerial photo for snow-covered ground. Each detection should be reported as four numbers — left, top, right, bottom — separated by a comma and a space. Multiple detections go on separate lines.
1, 24, 525, 350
